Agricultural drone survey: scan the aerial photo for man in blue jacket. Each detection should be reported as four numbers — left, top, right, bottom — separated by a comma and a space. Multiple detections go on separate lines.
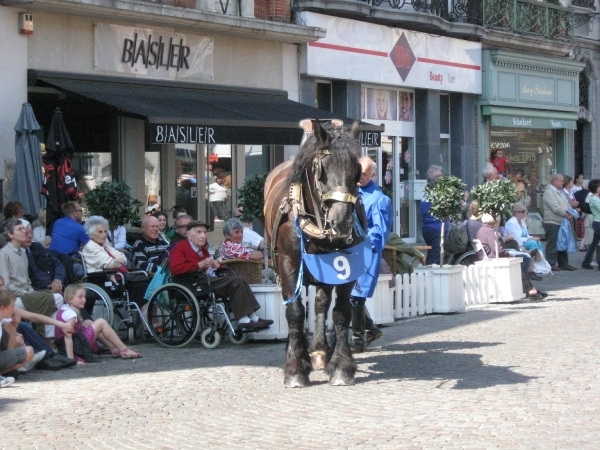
351, 156, 392, 352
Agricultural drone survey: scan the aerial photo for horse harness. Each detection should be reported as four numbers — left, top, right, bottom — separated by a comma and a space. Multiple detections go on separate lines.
269, 147, 360, 286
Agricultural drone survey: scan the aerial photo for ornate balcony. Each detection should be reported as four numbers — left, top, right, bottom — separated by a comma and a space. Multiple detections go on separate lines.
483, 0, 574, 41
297, 0, 576, 43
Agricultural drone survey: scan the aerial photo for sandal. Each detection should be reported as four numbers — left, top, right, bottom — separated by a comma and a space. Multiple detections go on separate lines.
119, 347, 141, 359
110, 348, 120, 358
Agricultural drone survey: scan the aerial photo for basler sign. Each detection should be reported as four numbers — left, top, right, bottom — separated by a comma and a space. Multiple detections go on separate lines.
94, 23, 214, 80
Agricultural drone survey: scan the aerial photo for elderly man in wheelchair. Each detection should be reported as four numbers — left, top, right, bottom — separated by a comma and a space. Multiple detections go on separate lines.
169, 220, 273, 333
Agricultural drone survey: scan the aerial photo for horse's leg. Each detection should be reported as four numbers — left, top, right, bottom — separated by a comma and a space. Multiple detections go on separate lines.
309, 285, 333, 370
278, 223, 312, 388
326, 283, 356, 386
283, 299, 312, 388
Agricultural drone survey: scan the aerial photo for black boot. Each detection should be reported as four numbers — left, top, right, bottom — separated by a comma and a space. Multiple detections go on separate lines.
364, 307, 383, 347
350, 303, 366, 353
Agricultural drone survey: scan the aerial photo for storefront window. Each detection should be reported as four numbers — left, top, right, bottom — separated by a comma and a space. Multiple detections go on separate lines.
72, 152, 112, 198
145, 151, 161, 214
175, 144, 198, 219
490, 127, 555, 213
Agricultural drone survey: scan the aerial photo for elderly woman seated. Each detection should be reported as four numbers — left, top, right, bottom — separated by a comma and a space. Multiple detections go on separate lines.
505, 202, 543, 253
81, 216, 128, 273
220, 218, 274, 282
220, 218, 264, 261
81, 216, 149, 305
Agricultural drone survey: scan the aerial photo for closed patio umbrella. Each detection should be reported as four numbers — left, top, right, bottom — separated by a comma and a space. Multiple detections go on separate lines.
9, 103, 45, 217
41, 107, 79, 234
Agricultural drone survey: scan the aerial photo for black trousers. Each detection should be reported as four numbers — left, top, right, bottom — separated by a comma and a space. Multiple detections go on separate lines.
543, 222, 568, 267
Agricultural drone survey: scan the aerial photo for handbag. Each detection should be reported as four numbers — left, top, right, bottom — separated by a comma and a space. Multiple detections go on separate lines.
144, 262, 169, 301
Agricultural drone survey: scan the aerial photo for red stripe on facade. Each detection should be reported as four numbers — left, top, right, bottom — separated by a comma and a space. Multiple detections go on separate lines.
308, 41, 388, 57
417, 57, 480, 70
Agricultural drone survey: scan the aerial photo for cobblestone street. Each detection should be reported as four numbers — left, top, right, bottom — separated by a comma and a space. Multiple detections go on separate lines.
3, 252, 600, 449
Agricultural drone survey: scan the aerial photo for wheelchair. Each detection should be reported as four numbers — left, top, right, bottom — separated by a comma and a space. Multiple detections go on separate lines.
143, 259, 250, 349
79, 253, 150, 345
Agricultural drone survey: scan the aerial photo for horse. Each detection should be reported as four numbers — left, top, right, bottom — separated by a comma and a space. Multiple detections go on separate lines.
264, 118, 367, 387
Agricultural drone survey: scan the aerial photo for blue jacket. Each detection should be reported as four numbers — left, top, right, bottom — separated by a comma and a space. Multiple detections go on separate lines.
557, 217, 576, 253
351, 180, 392, 298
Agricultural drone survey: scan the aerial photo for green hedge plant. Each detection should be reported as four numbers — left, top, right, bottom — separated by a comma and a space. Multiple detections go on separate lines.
424, 175, 466, 267
237, 173, 268, 225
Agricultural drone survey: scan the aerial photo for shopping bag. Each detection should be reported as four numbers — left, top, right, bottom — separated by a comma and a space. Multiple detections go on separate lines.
144, 264, 169, 301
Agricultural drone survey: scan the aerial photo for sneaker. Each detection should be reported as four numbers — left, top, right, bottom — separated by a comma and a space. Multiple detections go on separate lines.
20, 350, 46, 373
0, 376, 15, 388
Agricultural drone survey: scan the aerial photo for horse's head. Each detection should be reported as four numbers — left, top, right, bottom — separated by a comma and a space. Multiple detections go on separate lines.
291, 119, 362, 244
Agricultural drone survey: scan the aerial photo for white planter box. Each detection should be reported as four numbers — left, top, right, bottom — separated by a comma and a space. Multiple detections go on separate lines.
365, 274, 395, 325
247, 284, 287, 340
475, 257, 525, 303
413, 265, 466, 313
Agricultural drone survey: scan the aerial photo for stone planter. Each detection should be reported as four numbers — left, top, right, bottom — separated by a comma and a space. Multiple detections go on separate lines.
475, 257, 525, 303
413, 265, 466, 313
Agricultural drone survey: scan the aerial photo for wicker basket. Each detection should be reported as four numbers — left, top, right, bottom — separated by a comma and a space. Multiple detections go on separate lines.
221, 259, 263, 284
382, 246, 398, 275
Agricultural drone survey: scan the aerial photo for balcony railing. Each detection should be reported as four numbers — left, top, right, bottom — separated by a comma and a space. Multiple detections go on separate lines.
363, 0, 574, 41
483, 0, 574, 40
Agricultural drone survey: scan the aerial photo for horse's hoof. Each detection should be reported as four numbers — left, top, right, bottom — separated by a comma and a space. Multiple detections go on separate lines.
329, 372, 355, 386
284, 374, 311, 388
310, 351, 327, 371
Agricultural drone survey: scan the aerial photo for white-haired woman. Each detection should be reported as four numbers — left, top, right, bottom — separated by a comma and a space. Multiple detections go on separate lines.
81, 216, 127, 274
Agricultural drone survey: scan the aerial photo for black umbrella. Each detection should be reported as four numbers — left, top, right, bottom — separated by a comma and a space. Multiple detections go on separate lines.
9, 103, 46, 217
42, 107, 79, 235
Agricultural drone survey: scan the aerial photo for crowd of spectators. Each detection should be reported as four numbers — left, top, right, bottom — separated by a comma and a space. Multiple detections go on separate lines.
1, 198, 274, 387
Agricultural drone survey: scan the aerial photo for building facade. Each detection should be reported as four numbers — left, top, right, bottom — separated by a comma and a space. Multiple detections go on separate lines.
0, 0, 343, 236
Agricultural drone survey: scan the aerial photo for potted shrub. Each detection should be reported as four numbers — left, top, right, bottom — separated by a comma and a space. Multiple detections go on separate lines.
415, 175, 467, 313
84, 180, 144, 243
424, 175, 466, 268
470, 179, 523, 302
237, 173, 267, 226
470, 179, 518, 258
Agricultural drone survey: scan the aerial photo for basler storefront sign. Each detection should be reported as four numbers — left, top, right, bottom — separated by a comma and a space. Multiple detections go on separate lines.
94, 23, 214, 80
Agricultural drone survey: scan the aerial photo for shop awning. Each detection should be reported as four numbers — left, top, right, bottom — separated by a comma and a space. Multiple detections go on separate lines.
33, 71, 383, 146
482, 106, 577, 130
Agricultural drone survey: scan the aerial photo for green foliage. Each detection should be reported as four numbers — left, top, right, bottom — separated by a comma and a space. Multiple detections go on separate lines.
84, 181, 143, 231
424, 176, 467, 222
237, 173, 268, 225
470, 180, 518, 218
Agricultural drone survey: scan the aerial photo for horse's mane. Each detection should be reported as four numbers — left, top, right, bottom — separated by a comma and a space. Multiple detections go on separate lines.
285, 123, 361, 187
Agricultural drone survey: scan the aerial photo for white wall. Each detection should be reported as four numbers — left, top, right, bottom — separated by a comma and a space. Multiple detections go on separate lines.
0, 7, 28, 183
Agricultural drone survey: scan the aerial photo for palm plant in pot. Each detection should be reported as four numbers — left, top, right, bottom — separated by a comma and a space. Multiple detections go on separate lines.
470, 179, 518, 259
84, 180, 144, 243
424, 175, 466, 268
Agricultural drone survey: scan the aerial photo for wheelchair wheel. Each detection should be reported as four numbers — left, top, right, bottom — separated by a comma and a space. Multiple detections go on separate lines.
456, 251, 477, 266
147, 283, 201, 348
81, 283, 114, 328
228, 328, 249, 345
128, 327, 136, 345
201, 328, 221, 349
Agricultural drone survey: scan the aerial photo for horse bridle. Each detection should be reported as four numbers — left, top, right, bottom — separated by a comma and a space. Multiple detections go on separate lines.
290, 138, 358, 242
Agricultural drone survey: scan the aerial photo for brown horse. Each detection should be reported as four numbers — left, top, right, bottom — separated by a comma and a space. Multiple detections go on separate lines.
264, 119, 366, 387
